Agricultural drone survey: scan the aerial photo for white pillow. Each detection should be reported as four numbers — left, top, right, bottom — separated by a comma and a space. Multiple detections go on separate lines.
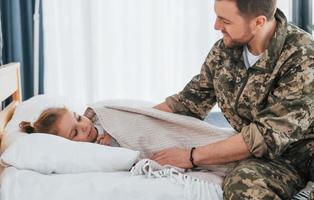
5, 94, 77, 133
2, 95, 82, 152
0, 134, 139, 174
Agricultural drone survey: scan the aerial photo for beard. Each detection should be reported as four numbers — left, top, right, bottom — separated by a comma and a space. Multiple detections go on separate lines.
223, 37, 245, 48
222, 30, 255, 48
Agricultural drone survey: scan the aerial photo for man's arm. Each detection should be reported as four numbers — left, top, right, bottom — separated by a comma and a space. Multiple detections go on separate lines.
194, 133, 251, 165
152, 133, 251, 168
153, 58, 314, 168
153, 102, 173, 113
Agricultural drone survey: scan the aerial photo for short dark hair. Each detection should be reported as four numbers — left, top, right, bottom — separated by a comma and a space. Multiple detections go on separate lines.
236, 0, 277, 20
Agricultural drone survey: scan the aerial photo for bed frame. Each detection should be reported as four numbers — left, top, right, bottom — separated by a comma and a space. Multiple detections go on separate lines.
0, 63, 22, 136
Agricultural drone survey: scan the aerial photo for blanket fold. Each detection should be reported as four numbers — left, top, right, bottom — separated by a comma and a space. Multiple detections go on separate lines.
91, 101, 237, 174
131, 159, 223, 200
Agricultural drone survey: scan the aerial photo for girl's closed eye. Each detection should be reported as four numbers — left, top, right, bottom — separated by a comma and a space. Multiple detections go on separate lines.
73, 129, 78, 138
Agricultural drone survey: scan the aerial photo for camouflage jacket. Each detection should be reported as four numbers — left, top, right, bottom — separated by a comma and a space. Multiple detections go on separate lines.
165, 9, 314, 159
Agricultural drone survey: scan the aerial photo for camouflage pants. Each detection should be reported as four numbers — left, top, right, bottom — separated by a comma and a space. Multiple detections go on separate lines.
223, 139, 314, 200
222, 158, 306, 199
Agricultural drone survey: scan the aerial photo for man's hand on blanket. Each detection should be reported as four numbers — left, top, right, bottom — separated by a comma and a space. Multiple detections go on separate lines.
151, 147, 193, 169
95, 134, 112, 146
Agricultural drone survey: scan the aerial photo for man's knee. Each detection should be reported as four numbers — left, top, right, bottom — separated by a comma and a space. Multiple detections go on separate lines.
223, 174, 280, 200
222, 161, 281, 200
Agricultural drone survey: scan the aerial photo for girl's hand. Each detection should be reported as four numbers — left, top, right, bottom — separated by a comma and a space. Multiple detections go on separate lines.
96, 134, 112, 146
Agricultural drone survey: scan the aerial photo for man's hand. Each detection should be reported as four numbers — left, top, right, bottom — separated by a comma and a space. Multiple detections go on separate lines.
96, 134, 113, 146
152, 134, 251, 168
151, 147, 193, 169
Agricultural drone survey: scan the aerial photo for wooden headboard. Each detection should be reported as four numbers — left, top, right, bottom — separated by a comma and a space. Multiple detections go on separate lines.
0, 63, 22, 135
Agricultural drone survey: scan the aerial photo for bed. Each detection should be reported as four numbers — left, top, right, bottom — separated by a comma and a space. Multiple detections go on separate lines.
0, 62, 227, 200
0, 63, 312, 200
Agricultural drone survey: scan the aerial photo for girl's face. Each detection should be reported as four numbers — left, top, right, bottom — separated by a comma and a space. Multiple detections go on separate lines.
56, 111, 98, 142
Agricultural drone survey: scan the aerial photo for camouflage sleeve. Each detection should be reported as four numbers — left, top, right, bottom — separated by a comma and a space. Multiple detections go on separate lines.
165, 42, 221, 119
242, 59, 314, 159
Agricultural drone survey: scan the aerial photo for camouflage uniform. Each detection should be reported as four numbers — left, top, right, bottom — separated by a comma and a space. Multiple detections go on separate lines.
165, 9, 314, 199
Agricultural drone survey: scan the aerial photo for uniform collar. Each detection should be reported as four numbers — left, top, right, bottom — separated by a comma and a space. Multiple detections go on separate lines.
251, 8, 288, 72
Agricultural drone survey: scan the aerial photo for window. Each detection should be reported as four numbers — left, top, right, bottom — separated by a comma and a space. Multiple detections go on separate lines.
291, 0, 312, 34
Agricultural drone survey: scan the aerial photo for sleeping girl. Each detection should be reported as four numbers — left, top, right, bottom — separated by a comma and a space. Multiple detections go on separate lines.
19, 107, 120, 146
18, 103, 234, 172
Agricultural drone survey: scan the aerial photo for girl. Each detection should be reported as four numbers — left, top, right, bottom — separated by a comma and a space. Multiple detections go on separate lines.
19, 107, 119, 146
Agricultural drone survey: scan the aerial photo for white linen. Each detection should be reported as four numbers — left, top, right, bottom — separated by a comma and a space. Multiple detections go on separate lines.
0, 134, 139, 174
92, 102, 236, 174
1, 167, 188, 200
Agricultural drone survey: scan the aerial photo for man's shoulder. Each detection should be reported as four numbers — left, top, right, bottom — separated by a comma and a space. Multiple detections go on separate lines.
284, 23, 314, 52
276, 23, 314, 69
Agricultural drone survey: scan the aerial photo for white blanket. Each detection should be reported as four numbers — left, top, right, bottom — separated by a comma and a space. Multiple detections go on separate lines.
90, 102, 236, 199
92, 103, 236, 173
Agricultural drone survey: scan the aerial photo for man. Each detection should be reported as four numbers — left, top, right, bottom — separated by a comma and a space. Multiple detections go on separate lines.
152, 0, 314, 199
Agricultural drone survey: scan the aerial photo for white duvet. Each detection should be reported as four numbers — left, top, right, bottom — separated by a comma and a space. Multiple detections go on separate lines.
1, 166, 223, 200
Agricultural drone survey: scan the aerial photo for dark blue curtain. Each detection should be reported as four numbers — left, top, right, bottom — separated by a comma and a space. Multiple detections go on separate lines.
0, 0, 44, 100
293, 0, 312, 34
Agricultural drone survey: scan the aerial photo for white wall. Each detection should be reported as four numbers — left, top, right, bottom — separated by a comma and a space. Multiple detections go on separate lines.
43, 0, 293, 112
43, 0, 221, 110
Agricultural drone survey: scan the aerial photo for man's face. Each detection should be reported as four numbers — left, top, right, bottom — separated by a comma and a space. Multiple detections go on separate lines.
214, 0, 256, 48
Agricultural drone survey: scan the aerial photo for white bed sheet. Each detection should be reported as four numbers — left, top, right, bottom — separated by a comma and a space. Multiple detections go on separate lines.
1, 167, 222, 200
